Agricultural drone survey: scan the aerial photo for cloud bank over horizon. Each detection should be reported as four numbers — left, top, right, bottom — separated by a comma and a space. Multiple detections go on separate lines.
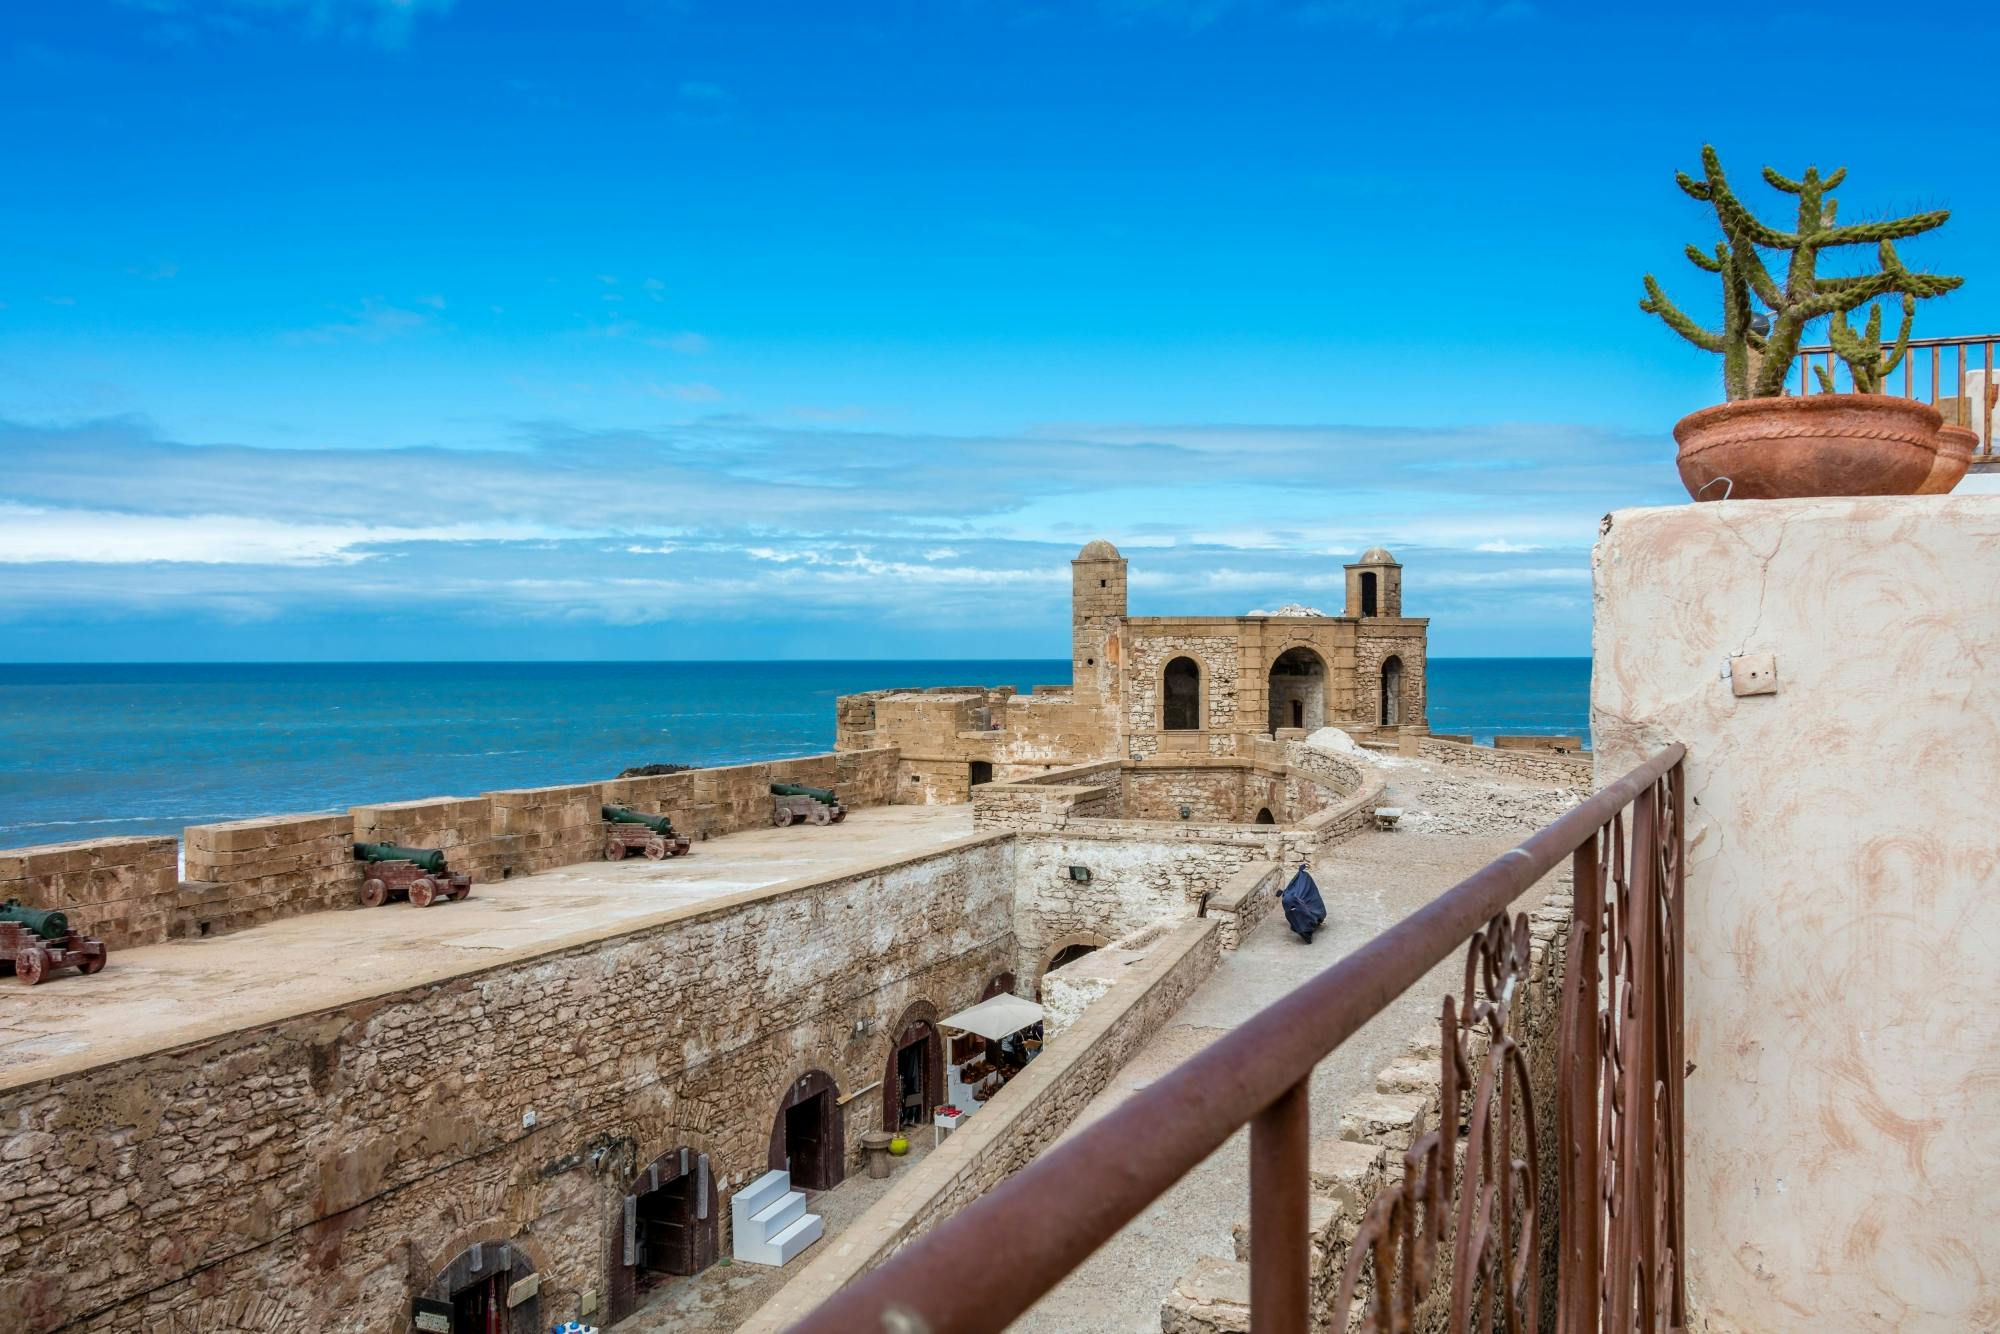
0, 410, 1676, 661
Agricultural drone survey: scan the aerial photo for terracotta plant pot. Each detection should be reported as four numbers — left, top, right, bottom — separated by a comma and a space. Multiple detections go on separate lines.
1916, 424, 1976, 495
1674, 394, 1940, 501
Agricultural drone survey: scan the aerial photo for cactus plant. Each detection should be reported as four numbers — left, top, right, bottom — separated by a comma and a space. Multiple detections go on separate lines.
1818, 292, 1915, 394
1641, 146, 1962, 400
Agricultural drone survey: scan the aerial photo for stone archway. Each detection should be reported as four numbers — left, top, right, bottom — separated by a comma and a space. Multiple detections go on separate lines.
1036, 931, 1111, 998
881, 998, 945, 1133
769, 1069, 845, 1192
1268, 646, 1328, 733
1162, 656, 1202, 731
413, 1233, 543, 1334
607, 1144, 720, 1322
1381, 655, 1404, 726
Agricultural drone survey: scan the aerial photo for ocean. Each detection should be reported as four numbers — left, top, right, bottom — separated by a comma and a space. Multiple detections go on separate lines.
0, 658, 1589, 845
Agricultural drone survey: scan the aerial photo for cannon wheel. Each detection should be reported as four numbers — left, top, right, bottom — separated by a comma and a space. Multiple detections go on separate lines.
80, 949, 107, 975
451, 881, 471, 900
643, 835, 669, 861
361, 877, 388, 908
408, 877, 439, 908
604, 835, 628, 861
831, 808, 847, 823
774, 806, 795, 828
14, 947, 47, 986
810, 804, 832, 826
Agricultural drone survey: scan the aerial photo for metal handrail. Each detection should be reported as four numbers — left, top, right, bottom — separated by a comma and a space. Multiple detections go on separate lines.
790, 743, 1688, 1333
1789, 331, 1997, 459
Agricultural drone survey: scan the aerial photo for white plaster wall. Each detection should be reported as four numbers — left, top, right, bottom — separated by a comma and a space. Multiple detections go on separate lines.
1592, 496, 2000, 1333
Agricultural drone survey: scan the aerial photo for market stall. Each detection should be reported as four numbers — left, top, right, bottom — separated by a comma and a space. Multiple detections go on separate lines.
934, 993, 1045, 1141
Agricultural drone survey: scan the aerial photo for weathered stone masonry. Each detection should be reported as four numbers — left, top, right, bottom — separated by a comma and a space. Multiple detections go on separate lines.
0, 836, 1014, 1334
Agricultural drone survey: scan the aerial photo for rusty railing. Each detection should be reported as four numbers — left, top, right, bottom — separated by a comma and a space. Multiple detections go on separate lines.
790, 743, 1687, 1334
1792, 332, 1999, 461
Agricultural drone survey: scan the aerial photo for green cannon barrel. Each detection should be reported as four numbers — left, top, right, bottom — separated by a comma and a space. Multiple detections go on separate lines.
602, 805, 675, 836
770, 783, 839, 804
353, 842, 448, 874
0, 899, 71, 941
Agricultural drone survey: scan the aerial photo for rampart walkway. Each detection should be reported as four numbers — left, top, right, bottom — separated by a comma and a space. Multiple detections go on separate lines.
0, 803, 973, 1086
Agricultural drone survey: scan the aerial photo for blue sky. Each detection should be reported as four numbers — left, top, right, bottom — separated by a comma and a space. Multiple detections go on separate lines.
3, 0, 1995, 660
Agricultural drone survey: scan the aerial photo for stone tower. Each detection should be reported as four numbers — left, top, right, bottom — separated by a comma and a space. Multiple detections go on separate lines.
1071, 539, 1127, 711
1344, 546, 1402, 618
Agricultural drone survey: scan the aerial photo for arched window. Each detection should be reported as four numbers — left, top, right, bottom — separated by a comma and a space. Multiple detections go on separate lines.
1360, 572, 1379, 617
1163, 656, 1201, 731
1381, 655, 1404, 726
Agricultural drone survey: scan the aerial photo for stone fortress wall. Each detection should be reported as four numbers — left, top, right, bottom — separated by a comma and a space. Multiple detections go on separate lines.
0, 834, 1017, 1333
0, 749, 901, 951
0, 534, 1585, 1334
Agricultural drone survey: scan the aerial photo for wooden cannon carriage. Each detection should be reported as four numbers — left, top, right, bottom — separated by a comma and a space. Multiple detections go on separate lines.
355, 843, 473, 908
0, 900, 108, 985
770, 783, 847, 827
602, 805, 692, 861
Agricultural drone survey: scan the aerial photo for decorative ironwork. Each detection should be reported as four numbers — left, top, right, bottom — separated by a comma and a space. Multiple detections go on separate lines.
1331, 911, 1542, 1333
1330, 756, 1685, 1334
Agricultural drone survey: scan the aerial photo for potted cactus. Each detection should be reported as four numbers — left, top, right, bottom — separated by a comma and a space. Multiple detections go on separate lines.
1641, 146, 1963, 499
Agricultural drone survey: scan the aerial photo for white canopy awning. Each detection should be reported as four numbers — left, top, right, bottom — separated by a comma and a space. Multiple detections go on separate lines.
939, 993, 1045, 1041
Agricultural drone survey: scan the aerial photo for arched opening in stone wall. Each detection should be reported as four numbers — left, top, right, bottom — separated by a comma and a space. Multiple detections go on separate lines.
882, 1010, 945, 1133
1162, 656, 1201, 730
1267, 646, 1327, 734
1037, 932, 1110, 999
1254, 807, 1276, 825
1381, 655, 1404, 726
969, 760, 994, 788
769, 1069, 845, 1192
414, 1238, 541, 1334
1360, 571, 1379, 616
608, 1145, 720, 1322
981, 972, 1017, 999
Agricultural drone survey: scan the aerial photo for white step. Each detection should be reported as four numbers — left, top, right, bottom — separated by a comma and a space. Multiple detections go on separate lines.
767, 1211, 824, 1264
752, 1189, 807, 1234
733, 1169, 790, 1218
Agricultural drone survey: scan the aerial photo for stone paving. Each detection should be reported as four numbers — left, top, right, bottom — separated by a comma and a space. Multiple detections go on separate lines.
1012, 756, 1574, 1331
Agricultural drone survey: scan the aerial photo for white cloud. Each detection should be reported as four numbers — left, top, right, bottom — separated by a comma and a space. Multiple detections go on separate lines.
0, 504, 554, 567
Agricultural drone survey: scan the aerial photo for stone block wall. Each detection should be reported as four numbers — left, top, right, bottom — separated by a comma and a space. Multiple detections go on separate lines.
182, 812, 356, 932
1014, 828, 1280, 980
741, 916, 1224, 1333
835, 747, 899, 807
0, 837, 179, 950
1206, 860, 1281, 949
1125, 764, 1248, 822
351, 794, 515, 882
0, 835, 1016, 1334
1418, 736, 1591, 786
487, 782, 603, 875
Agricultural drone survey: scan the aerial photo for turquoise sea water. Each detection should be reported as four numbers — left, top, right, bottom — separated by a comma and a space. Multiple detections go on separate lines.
0, 659, 1589, 844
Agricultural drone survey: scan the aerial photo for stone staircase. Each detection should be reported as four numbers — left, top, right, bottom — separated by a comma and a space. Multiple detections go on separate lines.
731, 1169, 824, 1267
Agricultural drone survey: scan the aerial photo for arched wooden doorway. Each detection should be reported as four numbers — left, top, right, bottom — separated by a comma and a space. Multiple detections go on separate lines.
1381, 655, 1404, 726
413, 1238, 541, 1334
882, 1002, 945, 1132
608, 1145, 720, 1322
769, 1069, 844, 1191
